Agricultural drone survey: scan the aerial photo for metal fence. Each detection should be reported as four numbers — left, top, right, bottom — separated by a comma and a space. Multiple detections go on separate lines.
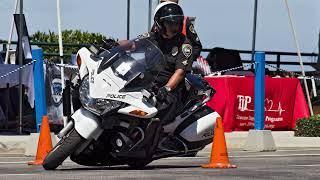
1, 40, 319, 69
202, 48, 319, 74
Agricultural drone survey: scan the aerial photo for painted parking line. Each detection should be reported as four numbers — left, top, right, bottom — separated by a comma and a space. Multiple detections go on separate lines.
0, 157, 31, 159
168, 153, 320, 159
290, 164, 320, 167
0, 174, 38, 176
229, 154, 320, 158
0, 161, 28, 164
276, 148, 320, 152
0, 160, 73, 164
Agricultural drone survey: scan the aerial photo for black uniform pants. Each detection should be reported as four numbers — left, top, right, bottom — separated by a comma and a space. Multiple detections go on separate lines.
157, 88, 182, 125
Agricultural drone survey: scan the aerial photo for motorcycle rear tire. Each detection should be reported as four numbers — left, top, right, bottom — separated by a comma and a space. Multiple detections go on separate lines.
43, 129, 84, 170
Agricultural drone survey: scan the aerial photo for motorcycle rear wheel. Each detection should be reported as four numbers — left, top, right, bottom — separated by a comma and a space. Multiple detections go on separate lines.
43, 129, 84, 170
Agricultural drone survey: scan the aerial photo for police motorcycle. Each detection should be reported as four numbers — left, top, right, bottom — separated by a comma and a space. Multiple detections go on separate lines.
43, 37, 219, 170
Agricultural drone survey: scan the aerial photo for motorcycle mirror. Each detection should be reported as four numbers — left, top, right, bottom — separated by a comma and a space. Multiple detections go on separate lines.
88, 45, 99, 55
97, 52, 119, 74
141, 89, 152, 99
122, 72, 144, 90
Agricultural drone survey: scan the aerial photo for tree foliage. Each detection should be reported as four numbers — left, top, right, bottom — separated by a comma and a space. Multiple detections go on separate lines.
30, 30, 114, 62
295, 114, 320, 137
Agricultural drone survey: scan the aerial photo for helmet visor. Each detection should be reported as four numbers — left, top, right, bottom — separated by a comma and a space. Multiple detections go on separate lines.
160, 15, 184, 24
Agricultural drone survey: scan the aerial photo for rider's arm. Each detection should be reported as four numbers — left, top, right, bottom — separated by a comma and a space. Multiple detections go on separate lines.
166, 69, 185, 90
166, 42, 193, 91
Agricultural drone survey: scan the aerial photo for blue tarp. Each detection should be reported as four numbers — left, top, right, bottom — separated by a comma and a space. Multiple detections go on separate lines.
0, 64, 34, 107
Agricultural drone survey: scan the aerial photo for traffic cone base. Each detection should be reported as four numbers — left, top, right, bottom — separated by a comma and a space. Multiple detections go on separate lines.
28, 115, 53, 165
201, 117, 236, 169
28, 160, 44, 165
202, 163, 236, 168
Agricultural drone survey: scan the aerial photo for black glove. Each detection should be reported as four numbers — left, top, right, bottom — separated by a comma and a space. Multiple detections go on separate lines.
102, 38, 119, 50
157, 86, 169, 101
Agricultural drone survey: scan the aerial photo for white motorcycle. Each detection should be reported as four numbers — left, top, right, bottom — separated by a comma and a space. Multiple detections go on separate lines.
43, 38, 219, 170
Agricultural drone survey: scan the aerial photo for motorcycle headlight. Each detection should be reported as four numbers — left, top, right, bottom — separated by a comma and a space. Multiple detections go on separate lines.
79, 76, 122, 115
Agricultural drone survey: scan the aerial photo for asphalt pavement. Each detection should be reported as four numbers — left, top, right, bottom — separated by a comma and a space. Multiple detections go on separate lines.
0, 148, 320, 180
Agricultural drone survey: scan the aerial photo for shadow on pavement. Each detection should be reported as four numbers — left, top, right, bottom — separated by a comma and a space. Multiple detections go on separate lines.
57, 164, 200, 171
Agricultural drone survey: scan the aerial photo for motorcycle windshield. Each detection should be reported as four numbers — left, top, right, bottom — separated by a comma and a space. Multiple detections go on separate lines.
99, 38, 165, 91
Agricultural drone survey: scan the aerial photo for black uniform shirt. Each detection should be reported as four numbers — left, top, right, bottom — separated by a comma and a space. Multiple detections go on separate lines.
145, 32, 193, 87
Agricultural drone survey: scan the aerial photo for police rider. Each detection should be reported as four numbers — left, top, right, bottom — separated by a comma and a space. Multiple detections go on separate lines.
140, 2, 193, 125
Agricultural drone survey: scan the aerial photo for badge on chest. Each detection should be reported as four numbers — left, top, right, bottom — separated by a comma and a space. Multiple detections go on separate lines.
171, 46, 178, 56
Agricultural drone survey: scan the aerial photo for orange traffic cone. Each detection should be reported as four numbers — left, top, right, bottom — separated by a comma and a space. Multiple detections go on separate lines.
28, 115, 53, 165
201, 117, 236, 168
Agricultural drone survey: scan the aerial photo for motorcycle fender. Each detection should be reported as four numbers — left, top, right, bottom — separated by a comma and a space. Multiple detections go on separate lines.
71, 108, 103, 140
179, 111, 220, 142
77, 48, 90, 79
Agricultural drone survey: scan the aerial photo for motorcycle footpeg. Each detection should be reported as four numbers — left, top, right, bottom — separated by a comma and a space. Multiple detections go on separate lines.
158, 136, 186, 153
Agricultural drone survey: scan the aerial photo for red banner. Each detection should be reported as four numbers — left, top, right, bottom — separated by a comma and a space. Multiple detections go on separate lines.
205, 76, 310, 132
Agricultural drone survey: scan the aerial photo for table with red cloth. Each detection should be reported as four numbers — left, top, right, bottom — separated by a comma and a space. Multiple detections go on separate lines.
205, 76, 310, 132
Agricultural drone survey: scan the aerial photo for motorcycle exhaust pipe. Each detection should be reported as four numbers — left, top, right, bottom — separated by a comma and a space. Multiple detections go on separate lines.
57, 121, 74, 139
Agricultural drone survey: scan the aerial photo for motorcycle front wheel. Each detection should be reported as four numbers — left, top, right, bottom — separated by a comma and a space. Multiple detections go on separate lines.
43, 128, 84, 170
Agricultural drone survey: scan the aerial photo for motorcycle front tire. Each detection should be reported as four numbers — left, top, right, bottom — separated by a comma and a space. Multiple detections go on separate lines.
127, 159, 151, 169
43, 128, 84, 170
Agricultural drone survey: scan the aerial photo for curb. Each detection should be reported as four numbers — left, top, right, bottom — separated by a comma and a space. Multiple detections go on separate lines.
0, 133, 59, 156
200, 131, 320, 155
0, 135, 29, 154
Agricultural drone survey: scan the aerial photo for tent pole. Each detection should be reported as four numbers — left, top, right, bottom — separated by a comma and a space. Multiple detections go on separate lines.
4, 0, 18, 64
148, 0, 152, 31
57, 0, 64, 90
251, 0, 258, 70
127, 0, 130, 40
57, 0, 67, 126
284, 0, 314, 116
18, 0, 23, 134
318, 31, 320, 63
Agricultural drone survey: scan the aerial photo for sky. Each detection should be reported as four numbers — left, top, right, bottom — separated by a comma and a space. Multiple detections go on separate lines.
0, 0, 319, 57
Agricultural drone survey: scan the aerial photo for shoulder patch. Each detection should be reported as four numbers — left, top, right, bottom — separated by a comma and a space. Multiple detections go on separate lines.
138, 32, 150, 39
182, 44, 192, 58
